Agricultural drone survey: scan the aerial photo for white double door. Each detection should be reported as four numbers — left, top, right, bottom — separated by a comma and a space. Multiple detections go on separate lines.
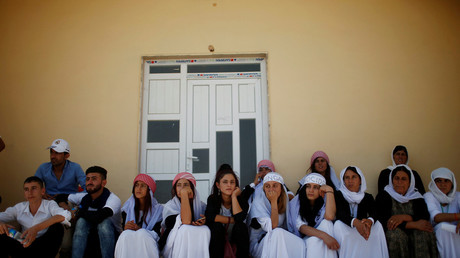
142, 76, 266, 202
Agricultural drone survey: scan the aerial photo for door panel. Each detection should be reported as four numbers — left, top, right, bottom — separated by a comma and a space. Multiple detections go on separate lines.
141, 59, 269, 204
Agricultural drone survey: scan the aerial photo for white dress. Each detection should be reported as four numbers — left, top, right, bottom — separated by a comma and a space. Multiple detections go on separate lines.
161, 194, 210, 258
296, 216, 337, 258
250, 213, 305, 258
115, 228, 160, 258
115, 192, 163, 258
333, 220, 388, 258
424, 192, 460, 258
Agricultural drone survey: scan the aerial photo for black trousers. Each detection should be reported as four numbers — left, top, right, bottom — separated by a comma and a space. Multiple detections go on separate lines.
0, 223, 64, 258
208, 221, 250, 258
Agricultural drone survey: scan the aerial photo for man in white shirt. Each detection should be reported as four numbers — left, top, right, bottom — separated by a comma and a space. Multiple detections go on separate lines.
0, 176, 71, 257
69, 166, 121, 258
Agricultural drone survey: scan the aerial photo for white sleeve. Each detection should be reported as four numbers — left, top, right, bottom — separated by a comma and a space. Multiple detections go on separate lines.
0, 205, 19, 223
424, 192, 441, 223
104, 193, 121, 214
68, 192, 86, 206
47, 201, 72, 226
296, 214, 308, 231
256, 217, 273, 232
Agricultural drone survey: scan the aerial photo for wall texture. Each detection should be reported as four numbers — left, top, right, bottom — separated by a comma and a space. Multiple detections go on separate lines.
1, 0, 459, 209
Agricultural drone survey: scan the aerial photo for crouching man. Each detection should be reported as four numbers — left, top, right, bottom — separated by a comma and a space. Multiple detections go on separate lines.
0, 176, 71, 257
68, 166, 122, 258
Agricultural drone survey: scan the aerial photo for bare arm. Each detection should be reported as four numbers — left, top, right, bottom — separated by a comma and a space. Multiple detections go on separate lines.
299, 224, 340, 250
434, 213, 460, 223
180, 188, 193, 225
231, 187, 243, 215
265, 190, 280, 229
406, 219, 433, 232
214, 215, 234, 224
321, 185, 336, 220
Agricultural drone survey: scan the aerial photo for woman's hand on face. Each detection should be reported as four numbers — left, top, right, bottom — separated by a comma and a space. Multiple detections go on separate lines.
179, 187, 194, 200
319, 185, 333, 197
253, 172, 263, 185
266, 190, 280, 203
231, 187, 241, 198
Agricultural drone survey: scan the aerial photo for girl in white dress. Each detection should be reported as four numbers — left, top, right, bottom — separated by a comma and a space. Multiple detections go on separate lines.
115, 174, 163, 258
424, 167, 460, 258
159, 172, 210, 258
248, 172, 305, 258
333, 166, 388, 258
289, 173, 338, 258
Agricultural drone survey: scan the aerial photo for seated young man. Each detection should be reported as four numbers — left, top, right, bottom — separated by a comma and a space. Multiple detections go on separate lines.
68, 166, 122, 258
0, 176, 71, 258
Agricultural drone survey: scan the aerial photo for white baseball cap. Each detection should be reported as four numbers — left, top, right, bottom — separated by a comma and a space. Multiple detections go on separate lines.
47, 139, 70, 153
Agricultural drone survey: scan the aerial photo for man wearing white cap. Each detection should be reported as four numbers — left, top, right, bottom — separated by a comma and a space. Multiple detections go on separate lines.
35, 139, 86, 201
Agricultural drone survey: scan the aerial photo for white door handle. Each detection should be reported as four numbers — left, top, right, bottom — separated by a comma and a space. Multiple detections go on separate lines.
187, 156, 199, 162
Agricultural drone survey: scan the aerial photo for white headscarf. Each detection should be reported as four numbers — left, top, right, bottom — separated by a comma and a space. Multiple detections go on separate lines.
384, 164, 423, 203
339, 166, 366, 204
122, 190, 163, 231
249, 172, 294, 230
428, 167, 457, 204
249, 172, 296, 257
161, 182, 206, 228
289, 173, 327, 236
387, 145, 410, 170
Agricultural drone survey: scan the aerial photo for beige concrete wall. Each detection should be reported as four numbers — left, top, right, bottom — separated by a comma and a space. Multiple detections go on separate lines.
0, 0, 459, 210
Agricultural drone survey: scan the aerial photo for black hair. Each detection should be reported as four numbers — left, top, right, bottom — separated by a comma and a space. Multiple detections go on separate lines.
86, 166, 107, 180
132, 182, 152, 225
298, 184, 324, 228
211, 164, 240, 200
391, 166, 411, 183
343, 166, 361, 181
393, 145, 408, 157
308, 158, 333, 188
24, 176, 44, 188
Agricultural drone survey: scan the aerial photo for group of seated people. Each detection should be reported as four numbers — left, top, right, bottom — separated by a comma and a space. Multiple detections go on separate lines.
0, 139, 458, 258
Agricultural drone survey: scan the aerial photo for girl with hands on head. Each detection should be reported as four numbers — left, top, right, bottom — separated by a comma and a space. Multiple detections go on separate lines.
289, 173, 338, 258
248, 172, 305, 258
333, 166, 388, 258
159, 172, 210, 258
114, 174, 163, 258
424, 167, 460, 258
205, 164, 250, 258
376, 165, 437, 258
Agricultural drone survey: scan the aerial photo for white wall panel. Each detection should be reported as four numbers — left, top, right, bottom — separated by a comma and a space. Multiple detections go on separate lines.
216, 84, 232, 125
146, 149, 179, 174
195, 180, 210, 204
193, 85, 209, 142
239, 83, 256, 113
149, 80, 180, 114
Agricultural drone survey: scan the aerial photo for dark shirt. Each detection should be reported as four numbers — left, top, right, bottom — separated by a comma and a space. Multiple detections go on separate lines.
378, 168, 426, 195
335, 191, 376, 227
375, 191, 430, 231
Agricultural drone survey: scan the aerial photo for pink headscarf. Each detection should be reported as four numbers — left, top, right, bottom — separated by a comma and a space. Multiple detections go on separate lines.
172, 172, 197, 187
310, 151, 330, 166
257, 160, 276, 172
134, 174, 157, 194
